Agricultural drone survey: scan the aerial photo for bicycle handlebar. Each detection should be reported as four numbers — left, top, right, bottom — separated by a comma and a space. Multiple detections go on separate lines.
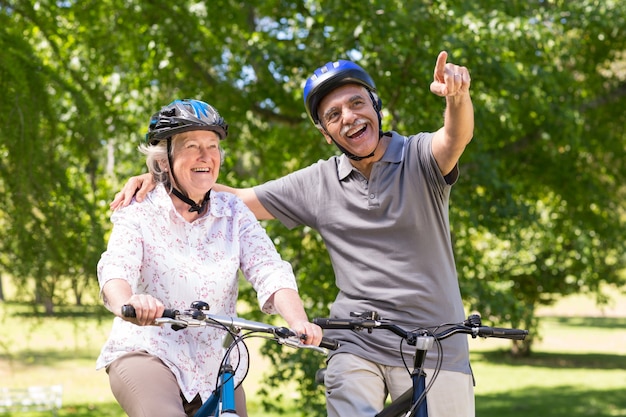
121, 304, 339, 351
473, 326, 528, 340
121, 305, 178, 319
313, 312, 528, 344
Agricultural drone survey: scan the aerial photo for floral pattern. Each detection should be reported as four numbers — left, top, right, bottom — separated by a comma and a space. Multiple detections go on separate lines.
96, 184, 297, 402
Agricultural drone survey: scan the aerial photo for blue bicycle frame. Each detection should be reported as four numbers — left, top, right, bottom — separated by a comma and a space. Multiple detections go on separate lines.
120, 302, 334, 417
407, 336, 434, 417
194, 356, 238, 417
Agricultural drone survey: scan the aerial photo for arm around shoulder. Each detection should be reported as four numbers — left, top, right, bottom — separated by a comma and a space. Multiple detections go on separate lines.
110, 173, 156, 210
213, 184, 275, 220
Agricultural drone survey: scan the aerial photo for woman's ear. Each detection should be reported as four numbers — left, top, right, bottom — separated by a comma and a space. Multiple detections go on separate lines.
157, 158, 169, 172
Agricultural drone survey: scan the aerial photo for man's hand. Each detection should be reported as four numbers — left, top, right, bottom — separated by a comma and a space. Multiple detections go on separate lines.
430, 51, 471, 97
110, 173, 155, 211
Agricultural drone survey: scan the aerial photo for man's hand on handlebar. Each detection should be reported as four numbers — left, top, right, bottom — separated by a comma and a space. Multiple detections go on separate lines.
110, 173, 155, 211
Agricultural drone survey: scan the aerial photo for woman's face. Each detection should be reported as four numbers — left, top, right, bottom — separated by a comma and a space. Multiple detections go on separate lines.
170, 130, 222, 200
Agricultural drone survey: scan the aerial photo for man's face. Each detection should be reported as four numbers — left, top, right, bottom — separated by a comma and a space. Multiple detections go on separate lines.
317, 84, 380, 155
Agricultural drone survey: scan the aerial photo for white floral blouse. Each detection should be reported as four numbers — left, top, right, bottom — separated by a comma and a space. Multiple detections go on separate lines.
95, 184, 298, 402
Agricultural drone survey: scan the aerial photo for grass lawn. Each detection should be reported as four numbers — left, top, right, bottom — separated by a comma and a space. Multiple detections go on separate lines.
471, 316, 626, 416
471, 290, 626, 417
1, 288, 625, 416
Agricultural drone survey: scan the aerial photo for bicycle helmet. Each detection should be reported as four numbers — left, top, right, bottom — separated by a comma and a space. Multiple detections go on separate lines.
146, 99, 228, 145
303, 60, 381, 126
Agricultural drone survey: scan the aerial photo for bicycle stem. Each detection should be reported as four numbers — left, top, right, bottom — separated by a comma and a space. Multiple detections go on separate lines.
409, 335, 434, 417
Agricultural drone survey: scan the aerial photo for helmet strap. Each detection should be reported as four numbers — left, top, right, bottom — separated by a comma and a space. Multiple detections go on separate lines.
322, 92, 383, 161
171, 188, 211, 214
328, 132, 378, 161
166, 138, 211, 213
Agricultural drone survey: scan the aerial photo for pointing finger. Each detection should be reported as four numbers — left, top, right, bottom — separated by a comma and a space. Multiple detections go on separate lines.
433, 51, 449, 83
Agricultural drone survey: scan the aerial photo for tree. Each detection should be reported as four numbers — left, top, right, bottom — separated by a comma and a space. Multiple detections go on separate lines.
1, 0, 625, 413
447, 0, 626, 354
1, 1, 112, 311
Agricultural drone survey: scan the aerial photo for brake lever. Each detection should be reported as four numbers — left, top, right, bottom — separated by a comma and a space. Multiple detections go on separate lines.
278, 337, 329, 354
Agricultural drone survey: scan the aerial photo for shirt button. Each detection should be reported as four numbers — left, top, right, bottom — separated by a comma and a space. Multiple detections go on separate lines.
369, 193, 375, 199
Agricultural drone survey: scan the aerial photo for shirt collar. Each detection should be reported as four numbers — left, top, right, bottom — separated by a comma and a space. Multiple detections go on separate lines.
151, 184, 233, 220
337, 131, 404, 180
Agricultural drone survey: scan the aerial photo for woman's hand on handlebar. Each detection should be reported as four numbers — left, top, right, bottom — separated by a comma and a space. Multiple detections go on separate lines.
122, 294, 165, 326
292, 320, 324, 347
110, 173, 155, 211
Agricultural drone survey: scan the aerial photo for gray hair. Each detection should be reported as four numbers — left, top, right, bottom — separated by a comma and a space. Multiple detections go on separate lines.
138, 141, 171, 186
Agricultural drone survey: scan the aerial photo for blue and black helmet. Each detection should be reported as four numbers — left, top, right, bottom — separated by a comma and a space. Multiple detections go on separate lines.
146, 99, 228, 145
303, 60, 380, 126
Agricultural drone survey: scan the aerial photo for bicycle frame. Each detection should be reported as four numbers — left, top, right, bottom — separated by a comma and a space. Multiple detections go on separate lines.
122, 302, 336, 417
194, 355, 238, 417
314, 312, 528, 417
404, 335, 433, 417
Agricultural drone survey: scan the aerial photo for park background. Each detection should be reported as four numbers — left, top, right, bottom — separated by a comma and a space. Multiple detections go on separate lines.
1, 0, 625, 415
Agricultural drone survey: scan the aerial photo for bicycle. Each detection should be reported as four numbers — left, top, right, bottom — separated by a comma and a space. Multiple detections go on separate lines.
313, 311, 529, 417
122, 301, 338, 417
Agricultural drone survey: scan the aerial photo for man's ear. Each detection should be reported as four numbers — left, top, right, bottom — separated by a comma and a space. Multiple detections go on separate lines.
318, 127, 333, 145
371, 91, 382, 111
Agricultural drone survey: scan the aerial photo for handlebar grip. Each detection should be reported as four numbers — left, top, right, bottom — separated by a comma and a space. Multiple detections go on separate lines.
320, 337, 340, 351
121, 305, 178, 319
313, 318, 355, 329
477, 326, 528, 340
277, 326, 339, 350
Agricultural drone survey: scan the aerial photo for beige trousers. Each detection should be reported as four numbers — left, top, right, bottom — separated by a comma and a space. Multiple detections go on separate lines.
106, 350, 247, 417
325, 353, 474, 417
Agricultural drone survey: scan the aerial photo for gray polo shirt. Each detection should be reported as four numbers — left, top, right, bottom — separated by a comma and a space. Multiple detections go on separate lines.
254, 131, 470, 374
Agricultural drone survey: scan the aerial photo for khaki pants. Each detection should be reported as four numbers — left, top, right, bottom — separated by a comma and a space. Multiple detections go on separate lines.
325, 353, 474, 417
106, 351, 247, 417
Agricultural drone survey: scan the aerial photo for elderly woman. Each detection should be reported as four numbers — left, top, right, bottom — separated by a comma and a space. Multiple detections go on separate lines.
96, 99, 322, 417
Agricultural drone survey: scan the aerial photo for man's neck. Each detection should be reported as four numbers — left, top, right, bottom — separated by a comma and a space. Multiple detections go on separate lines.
349, 135, 391, 179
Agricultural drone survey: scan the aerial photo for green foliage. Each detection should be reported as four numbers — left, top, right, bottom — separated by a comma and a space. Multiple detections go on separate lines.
1, 0, 625, 413
0, 1, 112, 311
447, 0, 626, 353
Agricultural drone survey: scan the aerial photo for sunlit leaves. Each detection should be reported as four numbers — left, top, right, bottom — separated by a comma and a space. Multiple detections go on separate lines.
1, 0, 625, 411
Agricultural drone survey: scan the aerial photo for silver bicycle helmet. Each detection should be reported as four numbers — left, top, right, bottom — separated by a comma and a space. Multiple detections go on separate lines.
146, 99, 228, 145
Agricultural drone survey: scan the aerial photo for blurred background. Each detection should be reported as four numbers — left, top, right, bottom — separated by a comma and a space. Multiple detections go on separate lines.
1, 1, 625, 416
